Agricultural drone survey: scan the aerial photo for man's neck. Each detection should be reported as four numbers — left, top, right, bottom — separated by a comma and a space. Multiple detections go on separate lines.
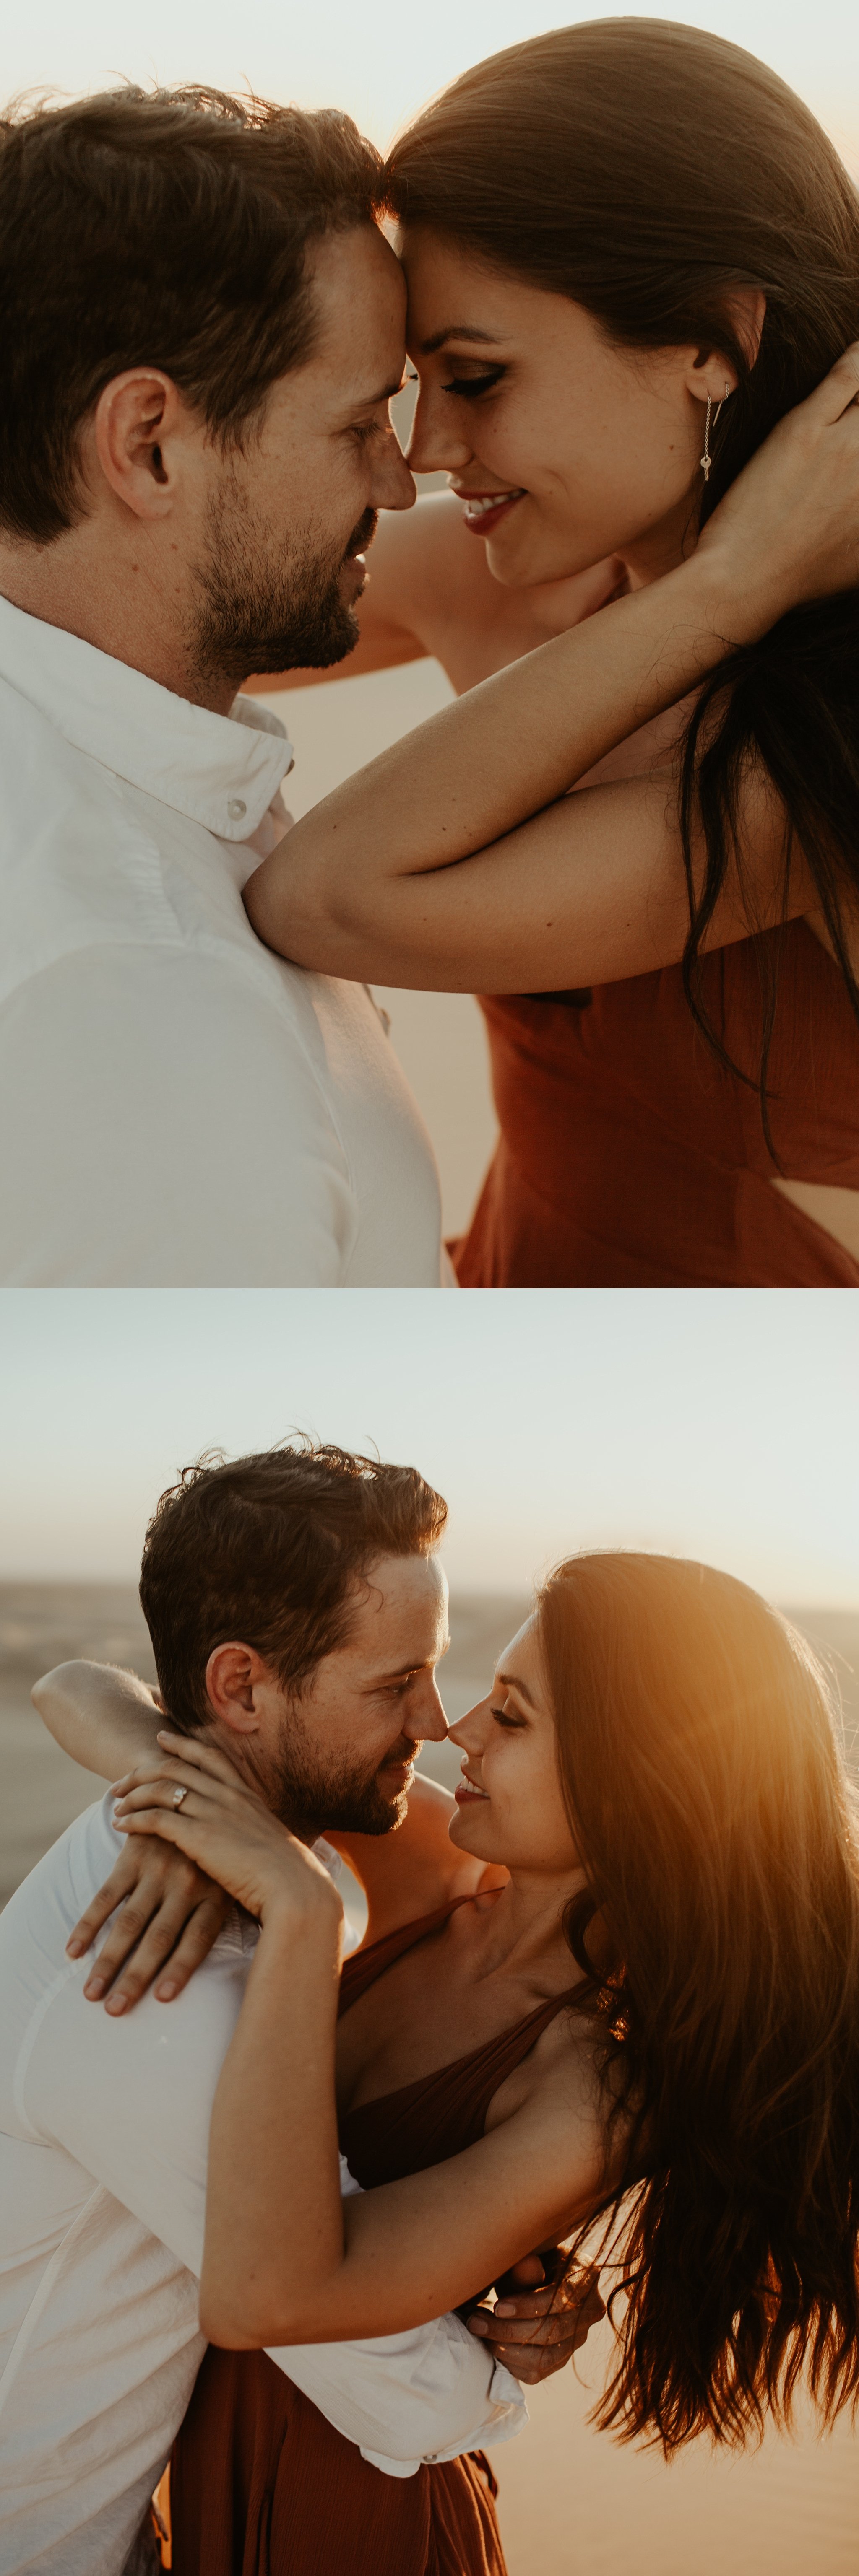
0, 531, 235, 715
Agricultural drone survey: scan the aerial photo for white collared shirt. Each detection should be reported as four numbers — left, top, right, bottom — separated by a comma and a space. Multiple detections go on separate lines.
0, 597, 445, 1284
0, 1797, 526, 2576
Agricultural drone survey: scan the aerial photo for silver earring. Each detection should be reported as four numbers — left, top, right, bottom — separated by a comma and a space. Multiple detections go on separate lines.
700, 379, 731, 482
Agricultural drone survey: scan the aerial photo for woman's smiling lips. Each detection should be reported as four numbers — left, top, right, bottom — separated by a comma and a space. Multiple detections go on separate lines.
455, 1772, 490, 1804
453, 487, 526, 536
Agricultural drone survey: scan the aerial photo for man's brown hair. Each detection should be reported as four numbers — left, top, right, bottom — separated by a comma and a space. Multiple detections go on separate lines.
0, 84, 383, 543
139, 1440, 447, 1731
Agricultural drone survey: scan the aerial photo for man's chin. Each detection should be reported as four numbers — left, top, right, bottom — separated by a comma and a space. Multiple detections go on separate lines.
381, 1784, 410, 1829
245, 611, 359, 677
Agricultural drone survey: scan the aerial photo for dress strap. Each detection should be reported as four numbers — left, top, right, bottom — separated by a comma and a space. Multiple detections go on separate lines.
339, 1978, 584, 2187
338, 1894, 479, 2018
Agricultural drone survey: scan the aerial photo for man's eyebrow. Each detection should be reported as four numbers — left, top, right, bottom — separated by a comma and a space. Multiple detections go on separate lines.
417, 326, 500, 355
348, 374, 409, 411
495, 1666, 538, 1710
364, 1634, 450, 1688
364, 1661, 429, 1687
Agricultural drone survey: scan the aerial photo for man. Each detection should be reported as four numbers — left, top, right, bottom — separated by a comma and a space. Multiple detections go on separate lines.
0, 88, 444, 1284
0, 1444, 600, 2573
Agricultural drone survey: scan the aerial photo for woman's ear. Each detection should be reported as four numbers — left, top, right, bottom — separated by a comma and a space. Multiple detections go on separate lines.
687, 288, 767, 407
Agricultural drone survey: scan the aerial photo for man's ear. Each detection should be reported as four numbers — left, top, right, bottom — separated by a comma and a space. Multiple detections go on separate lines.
205, 1641, 271, 1734
687, 289, 767, 406
91, 368, 193, 521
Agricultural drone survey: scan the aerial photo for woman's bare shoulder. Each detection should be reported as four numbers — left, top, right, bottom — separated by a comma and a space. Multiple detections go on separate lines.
484, 1991, 604, 2134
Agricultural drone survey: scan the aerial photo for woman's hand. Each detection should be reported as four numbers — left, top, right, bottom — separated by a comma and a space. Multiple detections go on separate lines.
67, 1836, 232, 2013
700, 339, 859, 619
112, 1730, 342, 1929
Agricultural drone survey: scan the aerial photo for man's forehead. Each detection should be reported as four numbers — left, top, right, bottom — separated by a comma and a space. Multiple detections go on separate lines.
304, 223, 406, 399
342, 1553, 448, 1660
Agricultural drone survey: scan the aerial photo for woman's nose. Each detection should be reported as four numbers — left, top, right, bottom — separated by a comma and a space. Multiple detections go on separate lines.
448, 1694, 493, 1754
406, 386, 473, 477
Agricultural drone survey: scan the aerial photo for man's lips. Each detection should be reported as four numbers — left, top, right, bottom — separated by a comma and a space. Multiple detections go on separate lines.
454, 489, 526, 536
380, 1749, 417, 1782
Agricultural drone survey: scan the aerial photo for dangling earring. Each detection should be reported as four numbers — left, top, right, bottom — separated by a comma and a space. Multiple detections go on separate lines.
700, 380, 731, 482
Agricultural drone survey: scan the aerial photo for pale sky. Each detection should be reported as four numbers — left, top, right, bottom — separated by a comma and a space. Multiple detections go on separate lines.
1, 1291, 856, 1603
5, 1, 859, 174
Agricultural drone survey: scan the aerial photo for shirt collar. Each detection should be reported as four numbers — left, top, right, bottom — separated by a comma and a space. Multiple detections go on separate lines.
0, 591, 294, 841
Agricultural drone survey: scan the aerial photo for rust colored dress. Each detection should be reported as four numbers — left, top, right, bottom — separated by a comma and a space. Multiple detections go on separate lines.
452, 924, 859, 1286
166, 1903, 580, 2576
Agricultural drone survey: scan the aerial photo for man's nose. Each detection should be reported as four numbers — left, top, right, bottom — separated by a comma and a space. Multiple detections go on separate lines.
406, 1675, 450, 1746
372, 425, 417, 514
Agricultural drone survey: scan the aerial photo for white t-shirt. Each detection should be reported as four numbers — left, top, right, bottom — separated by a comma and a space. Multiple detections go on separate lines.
0, 1797, 525, 2576
0, 594, 448, 1285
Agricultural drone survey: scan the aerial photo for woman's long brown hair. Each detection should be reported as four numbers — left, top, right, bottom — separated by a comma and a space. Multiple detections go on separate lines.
537, 1553, 859, 2451
385, 20, 859, 1155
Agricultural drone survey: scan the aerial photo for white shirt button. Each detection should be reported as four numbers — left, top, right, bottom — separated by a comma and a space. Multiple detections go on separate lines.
227, 797, 247, 822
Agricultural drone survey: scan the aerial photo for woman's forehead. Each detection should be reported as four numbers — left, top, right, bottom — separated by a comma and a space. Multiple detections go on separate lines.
494, 1613, 547, 1698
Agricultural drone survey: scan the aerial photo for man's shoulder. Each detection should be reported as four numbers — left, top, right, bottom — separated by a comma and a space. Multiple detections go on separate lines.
0, 1794, 123, 1953
0, 1796, 258, 2138
0, 1795, 256, 1990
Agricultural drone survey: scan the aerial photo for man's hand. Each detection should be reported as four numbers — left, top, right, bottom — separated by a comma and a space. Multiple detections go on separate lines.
464, 2251, 605, 2386
67, 1834, 232, 2012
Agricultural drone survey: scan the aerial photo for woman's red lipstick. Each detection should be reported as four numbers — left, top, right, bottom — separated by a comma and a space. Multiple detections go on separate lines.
455, 489, 525, 537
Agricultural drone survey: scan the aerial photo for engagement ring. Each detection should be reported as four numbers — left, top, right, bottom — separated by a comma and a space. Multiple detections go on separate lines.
172, 1786, 188, 1809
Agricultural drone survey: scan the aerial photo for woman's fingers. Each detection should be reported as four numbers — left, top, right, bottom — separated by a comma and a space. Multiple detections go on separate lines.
112, 1756, 235, 1816
156, 1728, 252, 1789
112, 1743, 269, 1824
114, 1804, 196, 1844
807, 338, 859, 424
114, 1780, 339, 1927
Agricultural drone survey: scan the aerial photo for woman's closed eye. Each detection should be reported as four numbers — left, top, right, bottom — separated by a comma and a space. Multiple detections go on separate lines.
441, 366, 508, 400
490, 1701, 527, 1729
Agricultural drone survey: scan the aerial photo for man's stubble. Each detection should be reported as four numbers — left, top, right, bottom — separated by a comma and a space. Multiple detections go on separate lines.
189, 465, 377, 696
268, 1708, 418, 1847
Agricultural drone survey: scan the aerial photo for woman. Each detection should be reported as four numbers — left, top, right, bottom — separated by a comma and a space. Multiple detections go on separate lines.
49, 1557, 859, 2570
247, 21, 859, 1286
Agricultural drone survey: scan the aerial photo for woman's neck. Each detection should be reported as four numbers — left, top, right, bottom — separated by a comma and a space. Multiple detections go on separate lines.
467, 1862, 588, 1991
619, 490, 702, 592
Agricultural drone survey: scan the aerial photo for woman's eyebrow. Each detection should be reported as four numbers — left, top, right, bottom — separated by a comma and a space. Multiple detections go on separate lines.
495, 1666, 537, 1709
417, 325, 500, 354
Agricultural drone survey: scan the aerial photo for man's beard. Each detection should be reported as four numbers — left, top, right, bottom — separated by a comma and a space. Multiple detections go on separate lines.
268, 1718, 419, 1845
189, 475, 377, 696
